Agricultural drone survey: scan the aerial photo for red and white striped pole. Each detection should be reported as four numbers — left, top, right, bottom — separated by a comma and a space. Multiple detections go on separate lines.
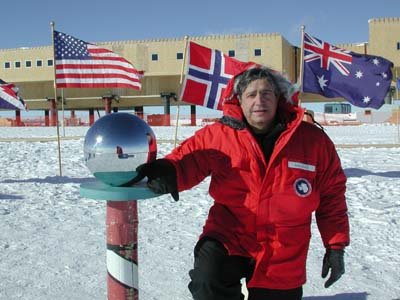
80, 112, 159, 299
106, 200, 139, 300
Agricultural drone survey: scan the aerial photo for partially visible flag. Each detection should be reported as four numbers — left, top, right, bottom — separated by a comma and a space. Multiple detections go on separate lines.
0, 79, 26, 110
180, 41, 255, 110
54, 31, 143, 90
302, 32, 393, 109
0, 79, 19, 94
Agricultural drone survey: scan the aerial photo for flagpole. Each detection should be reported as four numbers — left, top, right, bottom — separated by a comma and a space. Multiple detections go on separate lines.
61, 88, 65, 136
298, 25, 306, 107
173, 35, 189, 147
50, 21, 63, 176
396, 68, 399, 143
396, 68, 399, 100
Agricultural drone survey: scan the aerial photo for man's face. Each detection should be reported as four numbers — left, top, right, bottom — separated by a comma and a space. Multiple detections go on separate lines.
239, 78, 279, 133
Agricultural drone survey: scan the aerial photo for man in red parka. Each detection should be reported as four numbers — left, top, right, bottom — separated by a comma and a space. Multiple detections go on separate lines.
134, 66, 350, 300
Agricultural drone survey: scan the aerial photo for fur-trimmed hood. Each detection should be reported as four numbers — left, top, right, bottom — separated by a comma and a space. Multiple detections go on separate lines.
220, 66, 303, 127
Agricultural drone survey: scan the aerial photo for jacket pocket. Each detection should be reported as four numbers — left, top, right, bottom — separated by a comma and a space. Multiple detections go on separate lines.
269, 164, 319, 224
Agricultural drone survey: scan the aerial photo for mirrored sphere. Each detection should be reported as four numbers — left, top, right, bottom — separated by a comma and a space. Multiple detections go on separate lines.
84, 113, 157, 186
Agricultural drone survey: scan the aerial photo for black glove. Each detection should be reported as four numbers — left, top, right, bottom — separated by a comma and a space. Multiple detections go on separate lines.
124, 159, 179, 201
321, 249, 345, 288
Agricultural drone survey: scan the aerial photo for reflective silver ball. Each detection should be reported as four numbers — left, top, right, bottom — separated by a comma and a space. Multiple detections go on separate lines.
83, 112, 157, 186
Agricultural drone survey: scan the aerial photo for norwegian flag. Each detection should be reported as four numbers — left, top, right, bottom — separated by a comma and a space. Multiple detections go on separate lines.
302, 32, 393, 109
180, 42, 254, 110
0, 79, 26, 110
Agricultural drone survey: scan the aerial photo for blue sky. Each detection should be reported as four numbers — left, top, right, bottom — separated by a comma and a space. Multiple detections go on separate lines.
1, 0, 398, 116
1, 0, 399, 49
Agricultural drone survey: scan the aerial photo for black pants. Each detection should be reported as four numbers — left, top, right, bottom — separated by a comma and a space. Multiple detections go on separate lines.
188, 238, 303, 300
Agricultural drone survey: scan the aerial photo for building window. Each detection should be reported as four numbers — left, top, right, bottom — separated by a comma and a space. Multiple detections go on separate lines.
4, 62, 11, 69
15, 61, 21, 68
36, 60, 43, 67
254, 49, 262, 56
176, 52, 183, 60
397, 42, 400, 50
25, 60, 32, 68
151, 54, 158, 61
47, 59, 53, 66
228, 50, 235, 57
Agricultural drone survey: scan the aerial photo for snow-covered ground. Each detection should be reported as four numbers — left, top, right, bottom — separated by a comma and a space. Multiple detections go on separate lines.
0, 123, 399, 300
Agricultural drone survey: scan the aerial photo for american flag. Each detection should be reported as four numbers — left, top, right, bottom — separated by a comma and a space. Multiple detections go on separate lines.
180, 41, 255, 110
0, 79, 26, 110
302, 32, 393, 109
54, 31, 143, 90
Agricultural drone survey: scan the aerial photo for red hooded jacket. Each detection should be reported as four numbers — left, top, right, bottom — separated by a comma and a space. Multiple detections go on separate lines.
165, 94, 349, 289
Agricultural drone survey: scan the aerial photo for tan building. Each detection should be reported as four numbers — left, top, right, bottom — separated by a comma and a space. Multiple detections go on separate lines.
0, 17, 399, 113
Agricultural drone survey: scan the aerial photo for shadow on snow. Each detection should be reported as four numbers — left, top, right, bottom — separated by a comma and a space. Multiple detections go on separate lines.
304, 292, 369, 300
0, 176, 95, 202
0, 193, 24, 201
0, 176, 95, 185
344, 168, 400, 178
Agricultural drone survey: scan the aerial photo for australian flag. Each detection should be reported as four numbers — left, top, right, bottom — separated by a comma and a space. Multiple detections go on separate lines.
180, 42, 254, 110
302, 32, 393, 109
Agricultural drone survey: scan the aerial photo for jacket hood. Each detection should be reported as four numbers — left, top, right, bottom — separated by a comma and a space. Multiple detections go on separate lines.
221, 66, 302, 125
